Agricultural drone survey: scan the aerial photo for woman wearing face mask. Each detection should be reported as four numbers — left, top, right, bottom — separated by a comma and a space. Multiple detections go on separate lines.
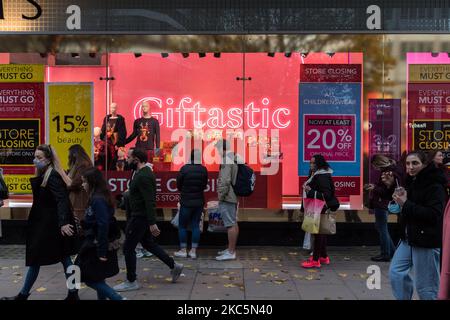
1, 144, 79, 300
301, 154, 340, 269
387, 151, 447, 300
76, 167, 123, 300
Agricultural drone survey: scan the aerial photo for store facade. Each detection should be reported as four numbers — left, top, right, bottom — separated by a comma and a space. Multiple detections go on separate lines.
1, 0, 450, 244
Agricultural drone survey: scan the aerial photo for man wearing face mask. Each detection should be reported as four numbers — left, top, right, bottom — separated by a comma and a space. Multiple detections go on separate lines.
113, 148, 183, 292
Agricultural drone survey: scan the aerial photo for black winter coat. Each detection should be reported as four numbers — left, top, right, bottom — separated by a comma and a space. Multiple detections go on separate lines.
306, 172, 340, 212
176, 163, 208, 208
26, 170, 78, 266
399, 163, 447, 248
369, 163, 405, 210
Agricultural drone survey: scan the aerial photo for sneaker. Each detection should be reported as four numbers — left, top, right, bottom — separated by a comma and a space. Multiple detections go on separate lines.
217, 249, 229, 255
174, 250, 188, 258
319, 256, 330, 265
301, 259, 321, 268
136, 250, 144, 259
142, 249, 153, 257
171, 263, 184, 283
113, 280, 140, 292
215, 251, 236, 261
188, 250, 197, 259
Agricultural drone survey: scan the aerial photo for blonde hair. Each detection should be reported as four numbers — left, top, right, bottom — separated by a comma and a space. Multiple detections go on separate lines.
371, 154, 395, 169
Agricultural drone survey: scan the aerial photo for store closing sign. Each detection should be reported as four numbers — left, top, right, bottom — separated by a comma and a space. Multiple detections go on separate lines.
299, 64, 362, 203
46, 83, 93, 170
0, 65, 44, 195
408, 59, 450, 163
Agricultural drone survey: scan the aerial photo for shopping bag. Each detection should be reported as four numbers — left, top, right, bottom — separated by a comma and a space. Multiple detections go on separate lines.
302, 232, 314, 250
301, 192, 325, 234
319, 209, 337, 235
207, 201, 228, 233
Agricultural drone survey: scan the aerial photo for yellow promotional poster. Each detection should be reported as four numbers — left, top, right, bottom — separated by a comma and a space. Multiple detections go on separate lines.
46, 83, 93, 170
409, 64, 450, 83
0, 64, 44, 83
3, 174, 34, 194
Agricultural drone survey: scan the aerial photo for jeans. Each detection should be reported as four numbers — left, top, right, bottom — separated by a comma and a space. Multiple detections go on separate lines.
313, 234, 327, 261
123, 216, 175, 282
85, 281, 123, 300
178, 206, 203, 249
389, 240, 441, 300
374, 208, 395, 257
21, 256, 75, 295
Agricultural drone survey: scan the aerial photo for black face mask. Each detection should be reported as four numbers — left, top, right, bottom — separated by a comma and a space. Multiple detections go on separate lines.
129, 161, 138, 171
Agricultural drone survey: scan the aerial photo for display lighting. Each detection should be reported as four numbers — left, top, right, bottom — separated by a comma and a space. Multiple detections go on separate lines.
71, 53, 80, 58
214, 52, 221, 58
284, 52, 292, 58
198, 52, 206, 58
301, 52, 309, 58
326, 52, 335, 57
267, 52, 275, 57
431, 52, 440, 57
182, 53, 189, 58
161, 53, 169, 58
134, 53, 142, 58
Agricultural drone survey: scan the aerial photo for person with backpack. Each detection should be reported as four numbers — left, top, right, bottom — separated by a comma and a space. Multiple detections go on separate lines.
76, 167, 124, 300
301, 154, 340, 269
215, 139, 239, 261
174, 149, 208, 259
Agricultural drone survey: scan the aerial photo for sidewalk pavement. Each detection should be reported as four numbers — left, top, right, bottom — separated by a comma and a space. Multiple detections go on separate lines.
0, 245, 395, 300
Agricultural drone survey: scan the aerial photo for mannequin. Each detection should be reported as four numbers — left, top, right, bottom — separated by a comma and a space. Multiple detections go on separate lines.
101, 102, 127, 169
125, 101, 160, 160
93, 126, 105, 171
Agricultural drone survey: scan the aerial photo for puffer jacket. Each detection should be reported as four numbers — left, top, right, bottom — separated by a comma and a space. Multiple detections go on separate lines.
399, 163, 447, 248
177, 163, 208, 207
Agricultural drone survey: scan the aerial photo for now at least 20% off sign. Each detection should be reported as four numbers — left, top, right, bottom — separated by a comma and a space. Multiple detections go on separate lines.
303, 114, 356, 162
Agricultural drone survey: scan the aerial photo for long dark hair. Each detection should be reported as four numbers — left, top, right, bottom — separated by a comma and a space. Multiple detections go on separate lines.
312, 154, 330, 171
81, 167, 114, 208
68, 144, 93, 170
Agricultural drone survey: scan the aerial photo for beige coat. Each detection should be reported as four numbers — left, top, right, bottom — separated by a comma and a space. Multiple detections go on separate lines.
218, 152, 238, 203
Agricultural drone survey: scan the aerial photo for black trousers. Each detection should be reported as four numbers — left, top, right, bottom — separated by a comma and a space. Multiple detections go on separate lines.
313, 234, 328, 261
123, 216, 174, 282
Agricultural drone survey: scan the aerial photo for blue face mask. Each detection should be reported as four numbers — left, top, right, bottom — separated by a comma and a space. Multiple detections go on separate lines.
388, 200, 401, 214
33, 158, 48, 170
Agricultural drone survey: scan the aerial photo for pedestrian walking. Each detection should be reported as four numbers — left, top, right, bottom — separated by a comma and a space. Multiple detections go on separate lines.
113, 148, 183, 292
54, 144, 94, 223
174, 149, 208, 259
364, 154, 401, 262
215, 139, 239, 261
301, 154, 340, 269
76, 167, 123, 300
0, 169, 8, 208
388, 151, 446, 300
1, 144, 79, 300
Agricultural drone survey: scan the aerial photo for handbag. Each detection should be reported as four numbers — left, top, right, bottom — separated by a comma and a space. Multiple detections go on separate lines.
75, 244, 119, 282
319, 209, 337, 235
301, 191, 325, 234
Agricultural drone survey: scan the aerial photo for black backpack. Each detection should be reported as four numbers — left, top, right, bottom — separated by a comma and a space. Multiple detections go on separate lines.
232, 163, 256, 197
